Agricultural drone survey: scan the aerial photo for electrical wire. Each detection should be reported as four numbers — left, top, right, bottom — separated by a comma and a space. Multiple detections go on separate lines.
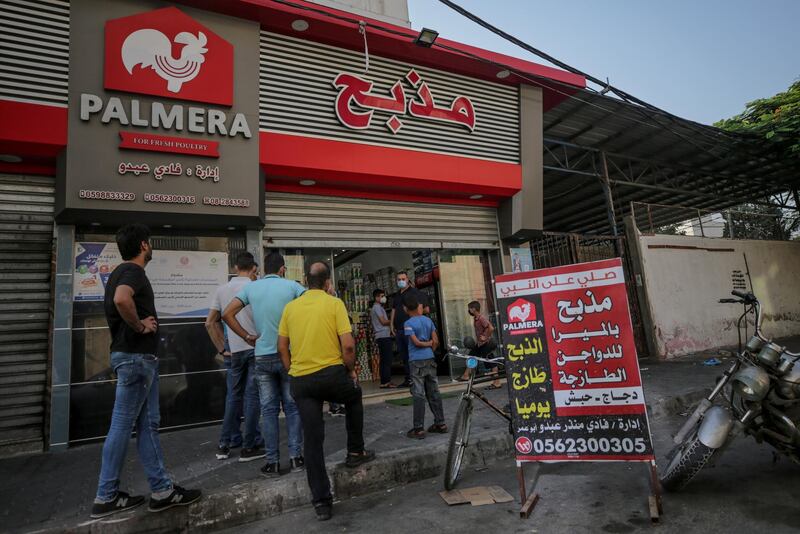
262, 0, 792, 189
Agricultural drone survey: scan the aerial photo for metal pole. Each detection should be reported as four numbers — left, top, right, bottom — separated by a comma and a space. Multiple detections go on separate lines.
697, 209, 705, 237
726, 210, 735, 239
49, 224, 75, 451
600, 152, 621, 257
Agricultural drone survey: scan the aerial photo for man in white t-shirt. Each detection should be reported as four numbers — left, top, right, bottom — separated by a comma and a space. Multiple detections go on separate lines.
205, 252, 263, 462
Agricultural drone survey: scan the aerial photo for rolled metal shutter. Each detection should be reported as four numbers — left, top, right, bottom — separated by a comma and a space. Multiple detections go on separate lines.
0, 173, 54, 452
264, 192, 500, 249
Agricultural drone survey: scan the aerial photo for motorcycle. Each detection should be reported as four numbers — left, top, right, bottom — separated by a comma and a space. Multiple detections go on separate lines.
660, 290, 800, 491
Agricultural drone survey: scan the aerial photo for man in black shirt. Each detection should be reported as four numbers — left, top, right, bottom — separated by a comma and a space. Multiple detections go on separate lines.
91, 224, 201, 518
389, 271, 428, 388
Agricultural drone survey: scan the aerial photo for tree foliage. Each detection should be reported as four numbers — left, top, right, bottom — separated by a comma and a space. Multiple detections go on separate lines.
715, 80, 800, 159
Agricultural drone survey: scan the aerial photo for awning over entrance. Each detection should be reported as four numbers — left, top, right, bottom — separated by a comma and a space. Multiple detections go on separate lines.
541, 89, 800, 234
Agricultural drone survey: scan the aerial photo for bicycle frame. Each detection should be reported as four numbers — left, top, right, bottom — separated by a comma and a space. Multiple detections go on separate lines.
454, 349, 511, 424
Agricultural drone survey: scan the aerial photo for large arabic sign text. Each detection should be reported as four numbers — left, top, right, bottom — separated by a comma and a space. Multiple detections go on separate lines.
333, 69, 476, 135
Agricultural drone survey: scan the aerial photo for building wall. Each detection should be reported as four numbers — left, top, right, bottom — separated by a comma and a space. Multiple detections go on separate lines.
305, 0, 411, 27
635, 233, 800, 358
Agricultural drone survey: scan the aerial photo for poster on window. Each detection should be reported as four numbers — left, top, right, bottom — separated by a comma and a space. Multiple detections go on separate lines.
509, 247, 533, 273
494, 258, 654, 462
73, 243, 228, 317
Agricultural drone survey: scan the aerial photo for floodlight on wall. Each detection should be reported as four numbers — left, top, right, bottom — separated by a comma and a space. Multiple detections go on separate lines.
414, 28, 439, 47
291, 19, 309, 32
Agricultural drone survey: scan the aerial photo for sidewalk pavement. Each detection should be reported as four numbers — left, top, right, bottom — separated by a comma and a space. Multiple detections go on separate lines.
0, 353, 761, 534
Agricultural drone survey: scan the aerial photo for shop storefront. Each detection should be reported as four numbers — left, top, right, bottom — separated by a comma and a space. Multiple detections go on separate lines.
0, 0, 585, 452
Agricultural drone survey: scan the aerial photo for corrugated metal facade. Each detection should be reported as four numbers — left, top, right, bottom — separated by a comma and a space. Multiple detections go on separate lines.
264, 191, 500, 249
0, 0, 69, 107
259, 31, 520, 163
0, 174, 54, 451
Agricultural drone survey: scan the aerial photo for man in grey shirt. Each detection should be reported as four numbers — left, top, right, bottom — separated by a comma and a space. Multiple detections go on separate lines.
371, 289, 396, 388
206, 252, 263, 462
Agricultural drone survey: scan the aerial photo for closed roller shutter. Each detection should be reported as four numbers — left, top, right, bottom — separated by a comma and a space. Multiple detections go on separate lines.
264, 192, 500, 249
0, 174, 54, 452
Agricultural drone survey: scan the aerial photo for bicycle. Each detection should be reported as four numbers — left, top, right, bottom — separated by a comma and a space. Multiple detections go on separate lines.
443, 345, 512, 490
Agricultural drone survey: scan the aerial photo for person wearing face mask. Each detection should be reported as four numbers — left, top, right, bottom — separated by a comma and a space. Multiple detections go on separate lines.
389, 271, 428, 388
371, 289, 396, 388
458, 301, 501, 389
223, 251, 306, 477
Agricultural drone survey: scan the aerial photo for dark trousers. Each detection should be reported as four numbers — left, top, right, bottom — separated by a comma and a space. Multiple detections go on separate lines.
410, 359, 445, 429
290, 365, 365, 507
395, 331, 410, 381
376, 337, 394, 384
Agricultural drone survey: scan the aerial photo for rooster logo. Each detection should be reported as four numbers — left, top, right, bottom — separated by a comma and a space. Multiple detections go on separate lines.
508, 299, 533, 323
121, 29, 208, 93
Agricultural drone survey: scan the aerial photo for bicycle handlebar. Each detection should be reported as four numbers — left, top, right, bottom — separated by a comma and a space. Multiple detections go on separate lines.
448, 346, 505, 366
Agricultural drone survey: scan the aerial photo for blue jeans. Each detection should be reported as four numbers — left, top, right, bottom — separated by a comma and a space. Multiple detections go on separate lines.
255, 354, 303, 463
96, 352, 172, 501
221, 349, 261, 449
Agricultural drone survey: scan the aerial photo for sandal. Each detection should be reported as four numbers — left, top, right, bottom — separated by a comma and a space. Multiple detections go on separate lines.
485, 384, 502, 390
427, 424, 448, 434
379, 383, 398, 389
455, 376, 469, 382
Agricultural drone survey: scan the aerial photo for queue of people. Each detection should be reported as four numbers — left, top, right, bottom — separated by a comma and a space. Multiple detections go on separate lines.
92, 224, 498, 522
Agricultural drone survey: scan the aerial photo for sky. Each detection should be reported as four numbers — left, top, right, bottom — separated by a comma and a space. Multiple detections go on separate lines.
406, 0, 800, 125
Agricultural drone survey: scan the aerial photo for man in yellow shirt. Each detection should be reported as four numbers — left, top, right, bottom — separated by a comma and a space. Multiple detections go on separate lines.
278, 262, 375, 521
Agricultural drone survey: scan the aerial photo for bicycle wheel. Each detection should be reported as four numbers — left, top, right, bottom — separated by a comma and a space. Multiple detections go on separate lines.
444, 395, 473, 490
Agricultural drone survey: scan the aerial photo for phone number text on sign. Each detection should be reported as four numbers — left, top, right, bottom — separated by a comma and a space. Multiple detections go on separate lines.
79, 189, 136, 201
144, 193, 196, 204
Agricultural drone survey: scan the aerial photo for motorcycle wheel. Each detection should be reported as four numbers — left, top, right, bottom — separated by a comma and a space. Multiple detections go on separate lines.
660, 433, 716, 491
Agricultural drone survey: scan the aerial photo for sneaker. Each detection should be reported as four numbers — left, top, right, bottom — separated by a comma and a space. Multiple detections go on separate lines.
148, 486, 202, 513
216, 445, 231, 460
427, 424, 448, 434
260, 462, 281, 478
315, 504, 332, 521
329, 406, 345, 417
90, 491, 145, 519
289, 456, 305, 472
399, 380, 412, 388
238, 446, 266, 462
406, 428, 425, 440
345, 449, 376, 468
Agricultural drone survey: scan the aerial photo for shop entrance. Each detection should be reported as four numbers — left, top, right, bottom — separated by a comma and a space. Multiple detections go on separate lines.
279, 248, 498, 395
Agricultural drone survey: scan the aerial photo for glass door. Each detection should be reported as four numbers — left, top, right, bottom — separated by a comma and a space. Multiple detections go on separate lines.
437, 250, 497, 380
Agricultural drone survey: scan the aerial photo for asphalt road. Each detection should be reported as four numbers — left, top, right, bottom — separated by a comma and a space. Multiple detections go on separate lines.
224, 413, 800, 534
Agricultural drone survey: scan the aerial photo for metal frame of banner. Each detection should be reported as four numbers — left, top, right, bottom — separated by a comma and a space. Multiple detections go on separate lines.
514, 458, 662, 520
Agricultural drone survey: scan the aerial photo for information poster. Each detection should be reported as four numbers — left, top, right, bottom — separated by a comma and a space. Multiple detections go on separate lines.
73, 243, 228, 317
495, 258, 654, 462
73, 242, 123, 301
510, 247, 533, 273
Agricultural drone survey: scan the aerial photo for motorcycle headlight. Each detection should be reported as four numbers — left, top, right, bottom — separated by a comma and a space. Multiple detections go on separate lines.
732, 365, 770, 401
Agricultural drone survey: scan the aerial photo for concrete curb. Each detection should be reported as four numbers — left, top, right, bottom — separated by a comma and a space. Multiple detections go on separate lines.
32, 432, 514, 534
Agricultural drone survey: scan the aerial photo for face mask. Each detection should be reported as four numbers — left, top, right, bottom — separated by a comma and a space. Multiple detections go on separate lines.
380, 296, 387, 304
397, 280, 408, 289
